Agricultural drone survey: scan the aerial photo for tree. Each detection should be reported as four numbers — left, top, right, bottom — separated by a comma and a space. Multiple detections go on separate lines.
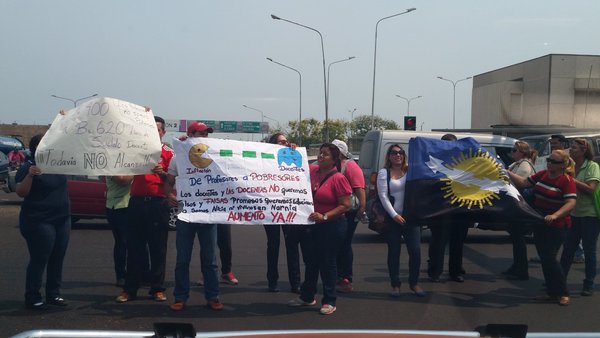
287, 118, 324, 147
350, 115, 398, 137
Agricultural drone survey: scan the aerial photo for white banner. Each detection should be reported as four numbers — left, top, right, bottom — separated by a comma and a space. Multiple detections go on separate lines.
172, 137, 314, 225
36, 97, 162, 175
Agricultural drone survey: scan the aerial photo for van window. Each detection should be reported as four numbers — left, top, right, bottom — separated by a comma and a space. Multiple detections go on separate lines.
359, 139, 375, 171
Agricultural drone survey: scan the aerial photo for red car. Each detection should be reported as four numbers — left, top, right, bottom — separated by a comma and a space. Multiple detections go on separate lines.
67, 175, 177, 228
67, 175, 107, 223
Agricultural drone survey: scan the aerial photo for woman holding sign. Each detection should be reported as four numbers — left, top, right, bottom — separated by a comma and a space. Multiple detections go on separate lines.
16, 134, 71, 310
264, 133, 302, 293
288, 143, 351, 316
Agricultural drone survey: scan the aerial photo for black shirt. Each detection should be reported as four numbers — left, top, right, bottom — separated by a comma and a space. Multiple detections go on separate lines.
16, 161, 70, 226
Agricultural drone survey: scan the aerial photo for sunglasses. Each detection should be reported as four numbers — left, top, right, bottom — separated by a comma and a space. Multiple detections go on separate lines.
511, 148, 520, 153
546, 158, 563, 164
277, 140, 289, 145
389, 150, 405, 156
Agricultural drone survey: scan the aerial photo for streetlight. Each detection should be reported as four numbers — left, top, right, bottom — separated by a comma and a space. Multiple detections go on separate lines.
263, 114, 280, 130
348, 108, 357, 138
271, 14, 329, 142
51, 93, 98, 107
242, 104, 266, 141
327, 56, 356, 118
437, 76, 472, 129
395, 95, 422, 116
370, 8, 416, 130
266, 57, 302, 144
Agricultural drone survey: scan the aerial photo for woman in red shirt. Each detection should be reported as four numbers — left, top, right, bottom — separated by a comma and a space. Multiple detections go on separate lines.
509, 149, 576, 306
287, 143, 351, 316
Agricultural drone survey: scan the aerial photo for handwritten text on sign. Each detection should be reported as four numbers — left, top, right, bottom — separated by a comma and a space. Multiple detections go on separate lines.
36, 97, 162, 175
172, 137, 314, 225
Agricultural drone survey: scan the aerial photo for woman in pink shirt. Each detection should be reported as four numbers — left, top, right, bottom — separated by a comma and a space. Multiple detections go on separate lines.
287, 143, 351, 316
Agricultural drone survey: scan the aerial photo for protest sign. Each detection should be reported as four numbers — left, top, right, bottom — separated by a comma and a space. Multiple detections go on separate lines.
36, 97, 162, 175
172, 137, 314, 225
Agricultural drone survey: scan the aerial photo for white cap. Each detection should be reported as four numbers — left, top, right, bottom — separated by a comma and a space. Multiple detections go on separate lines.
332, 139, 352, 159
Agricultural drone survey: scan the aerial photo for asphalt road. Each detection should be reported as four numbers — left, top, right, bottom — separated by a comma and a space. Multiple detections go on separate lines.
1, 192, 598, 336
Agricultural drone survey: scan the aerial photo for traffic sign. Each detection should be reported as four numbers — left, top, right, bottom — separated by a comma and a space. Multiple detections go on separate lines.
241, 121, 261, 133
219, 121, 237, 132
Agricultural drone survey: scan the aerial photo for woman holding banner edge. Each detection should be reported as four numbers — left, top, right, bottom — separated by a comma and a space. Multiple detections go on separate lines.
287, 143, 351, 315
508, 149, 576, 306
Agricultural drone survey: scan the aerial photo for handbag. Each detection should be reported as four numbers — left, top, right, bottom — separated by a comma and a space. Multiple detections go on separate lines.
341, 159, 360, 211
368, 169, 394, 234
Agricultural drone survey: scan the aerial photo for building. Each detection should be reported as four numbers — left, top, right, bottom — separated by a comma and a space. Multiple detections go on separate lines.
471, 54, 600, 129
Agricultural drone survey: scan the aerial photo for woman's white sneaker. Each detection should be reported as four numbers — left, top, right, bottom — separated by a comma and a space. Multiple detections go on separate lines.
319, 304, 336, 315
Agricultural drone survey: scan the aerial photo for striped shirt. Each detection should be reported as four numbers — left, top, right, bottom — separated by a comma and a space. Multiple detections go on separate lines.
528, 170, 576, 228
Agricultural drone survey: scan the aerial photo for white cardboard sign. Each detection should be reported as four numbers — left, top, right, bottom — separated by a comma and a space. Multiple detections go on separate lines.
36, 97, 162, 175
172, 137, 314, 225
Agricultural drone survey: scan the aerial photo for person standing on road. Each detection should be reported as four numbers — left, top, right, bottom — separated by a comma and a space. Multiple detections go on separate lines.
559, 139, 600, 297
288, 143, 351, 316
378, 144, 425, 297
503, 140, 537, 280
165, 122, 224, 311
105, 175, 134, 287
331, 139, 366, 294
427, 134, 470, 283
263, 132, 302, 293
116, 115, 174, 303
508, 149, 576, 306
16, 133, 71, 310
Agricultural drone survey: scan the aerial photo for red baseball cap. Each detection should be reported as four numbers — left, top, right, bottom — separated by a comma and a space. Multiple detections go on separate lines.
187, 122, 214, 136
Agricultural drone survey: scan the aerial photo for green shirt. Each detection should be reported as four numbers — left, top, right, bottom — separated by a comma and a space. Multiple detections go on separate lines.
571, 159, 600, 217
106, 177, 131, 210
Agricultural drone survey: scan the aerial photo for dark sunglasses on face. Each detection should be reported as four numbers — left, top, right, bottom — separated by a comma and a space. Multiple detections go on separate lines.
277, 140, 288, 145
389, 150, 405, 156
511, 148, 519, 153
546, 158, 563, 164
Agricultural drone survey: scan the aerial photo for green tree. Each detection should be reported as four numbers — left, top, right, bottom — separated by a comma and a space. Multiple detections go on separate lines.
350, 115, 398, 137
287, 118, 324, 147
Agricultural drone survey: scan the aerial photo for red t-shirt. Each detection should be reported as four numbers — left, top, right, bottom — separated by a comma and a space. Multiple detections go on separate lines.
130, 144, 174, 197
340, 159, 365, 189
310, 165, 352, 216
528, 170, 577, 228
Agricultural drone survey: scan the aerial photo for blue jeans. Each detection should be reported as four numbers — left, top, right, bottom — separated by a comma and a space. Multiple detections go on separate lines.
337, 209, 359, 282
386, 223, 422, 288
20, 218, 71, 303
107, 207, 129, 281
300, 216, 347, 306
560, 216, 600, 289
173, 220, 219, 301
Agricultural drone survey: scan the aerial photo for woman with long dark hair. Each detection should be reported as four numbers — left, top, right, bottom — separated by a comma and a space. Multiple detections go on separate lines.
16, 134, 71, 309
288, 143, 351, 315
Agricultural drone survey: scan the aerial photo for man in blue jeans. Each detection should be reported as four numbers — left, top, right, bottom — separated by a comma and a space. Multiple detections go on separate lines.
164, 122, 224, 311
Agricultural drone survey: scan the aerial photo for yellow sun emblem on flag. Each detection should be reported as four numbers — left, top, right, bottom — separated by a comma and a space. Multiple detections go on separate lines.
440, 149, 508, 209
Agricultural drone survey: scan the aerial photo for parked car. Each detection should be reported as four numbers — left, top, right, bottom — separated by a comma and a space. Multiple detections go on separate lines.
67, 175, 178, 228
0, 151, 9, 191
0, 135, 25, 155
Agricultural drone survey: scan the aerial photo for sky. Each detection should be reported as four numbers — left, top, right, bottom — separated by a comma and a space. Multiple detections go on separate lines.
1, 0, 599, 136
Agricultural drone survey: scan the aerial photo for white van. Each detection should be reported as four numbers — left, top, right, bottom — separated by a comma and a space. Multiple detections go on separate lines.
521, 132, 600, 172
358, 130, 518, 198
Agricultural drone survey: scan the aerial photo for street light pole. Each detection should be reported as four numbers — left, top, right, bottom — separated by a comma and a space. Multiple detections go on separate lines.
370, 8, 416, 130
242, 104, 266, 141
266, 57, 302, 145
436, 76, 472, 129
271, 14, 329, 142
395, 95, 422, 116
51, 93, 98, 107
327, 56, 356, 119
348, 108, 357, 138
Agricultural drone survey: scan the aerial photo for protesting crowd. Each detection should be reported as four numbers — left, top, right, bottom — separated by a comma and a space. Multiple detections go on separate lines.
15, 106, 599, 315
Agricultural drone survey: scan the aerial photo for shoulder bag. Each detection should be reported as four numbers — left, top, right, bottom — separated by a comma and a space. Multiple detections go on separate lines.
368, 169, 395, 234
